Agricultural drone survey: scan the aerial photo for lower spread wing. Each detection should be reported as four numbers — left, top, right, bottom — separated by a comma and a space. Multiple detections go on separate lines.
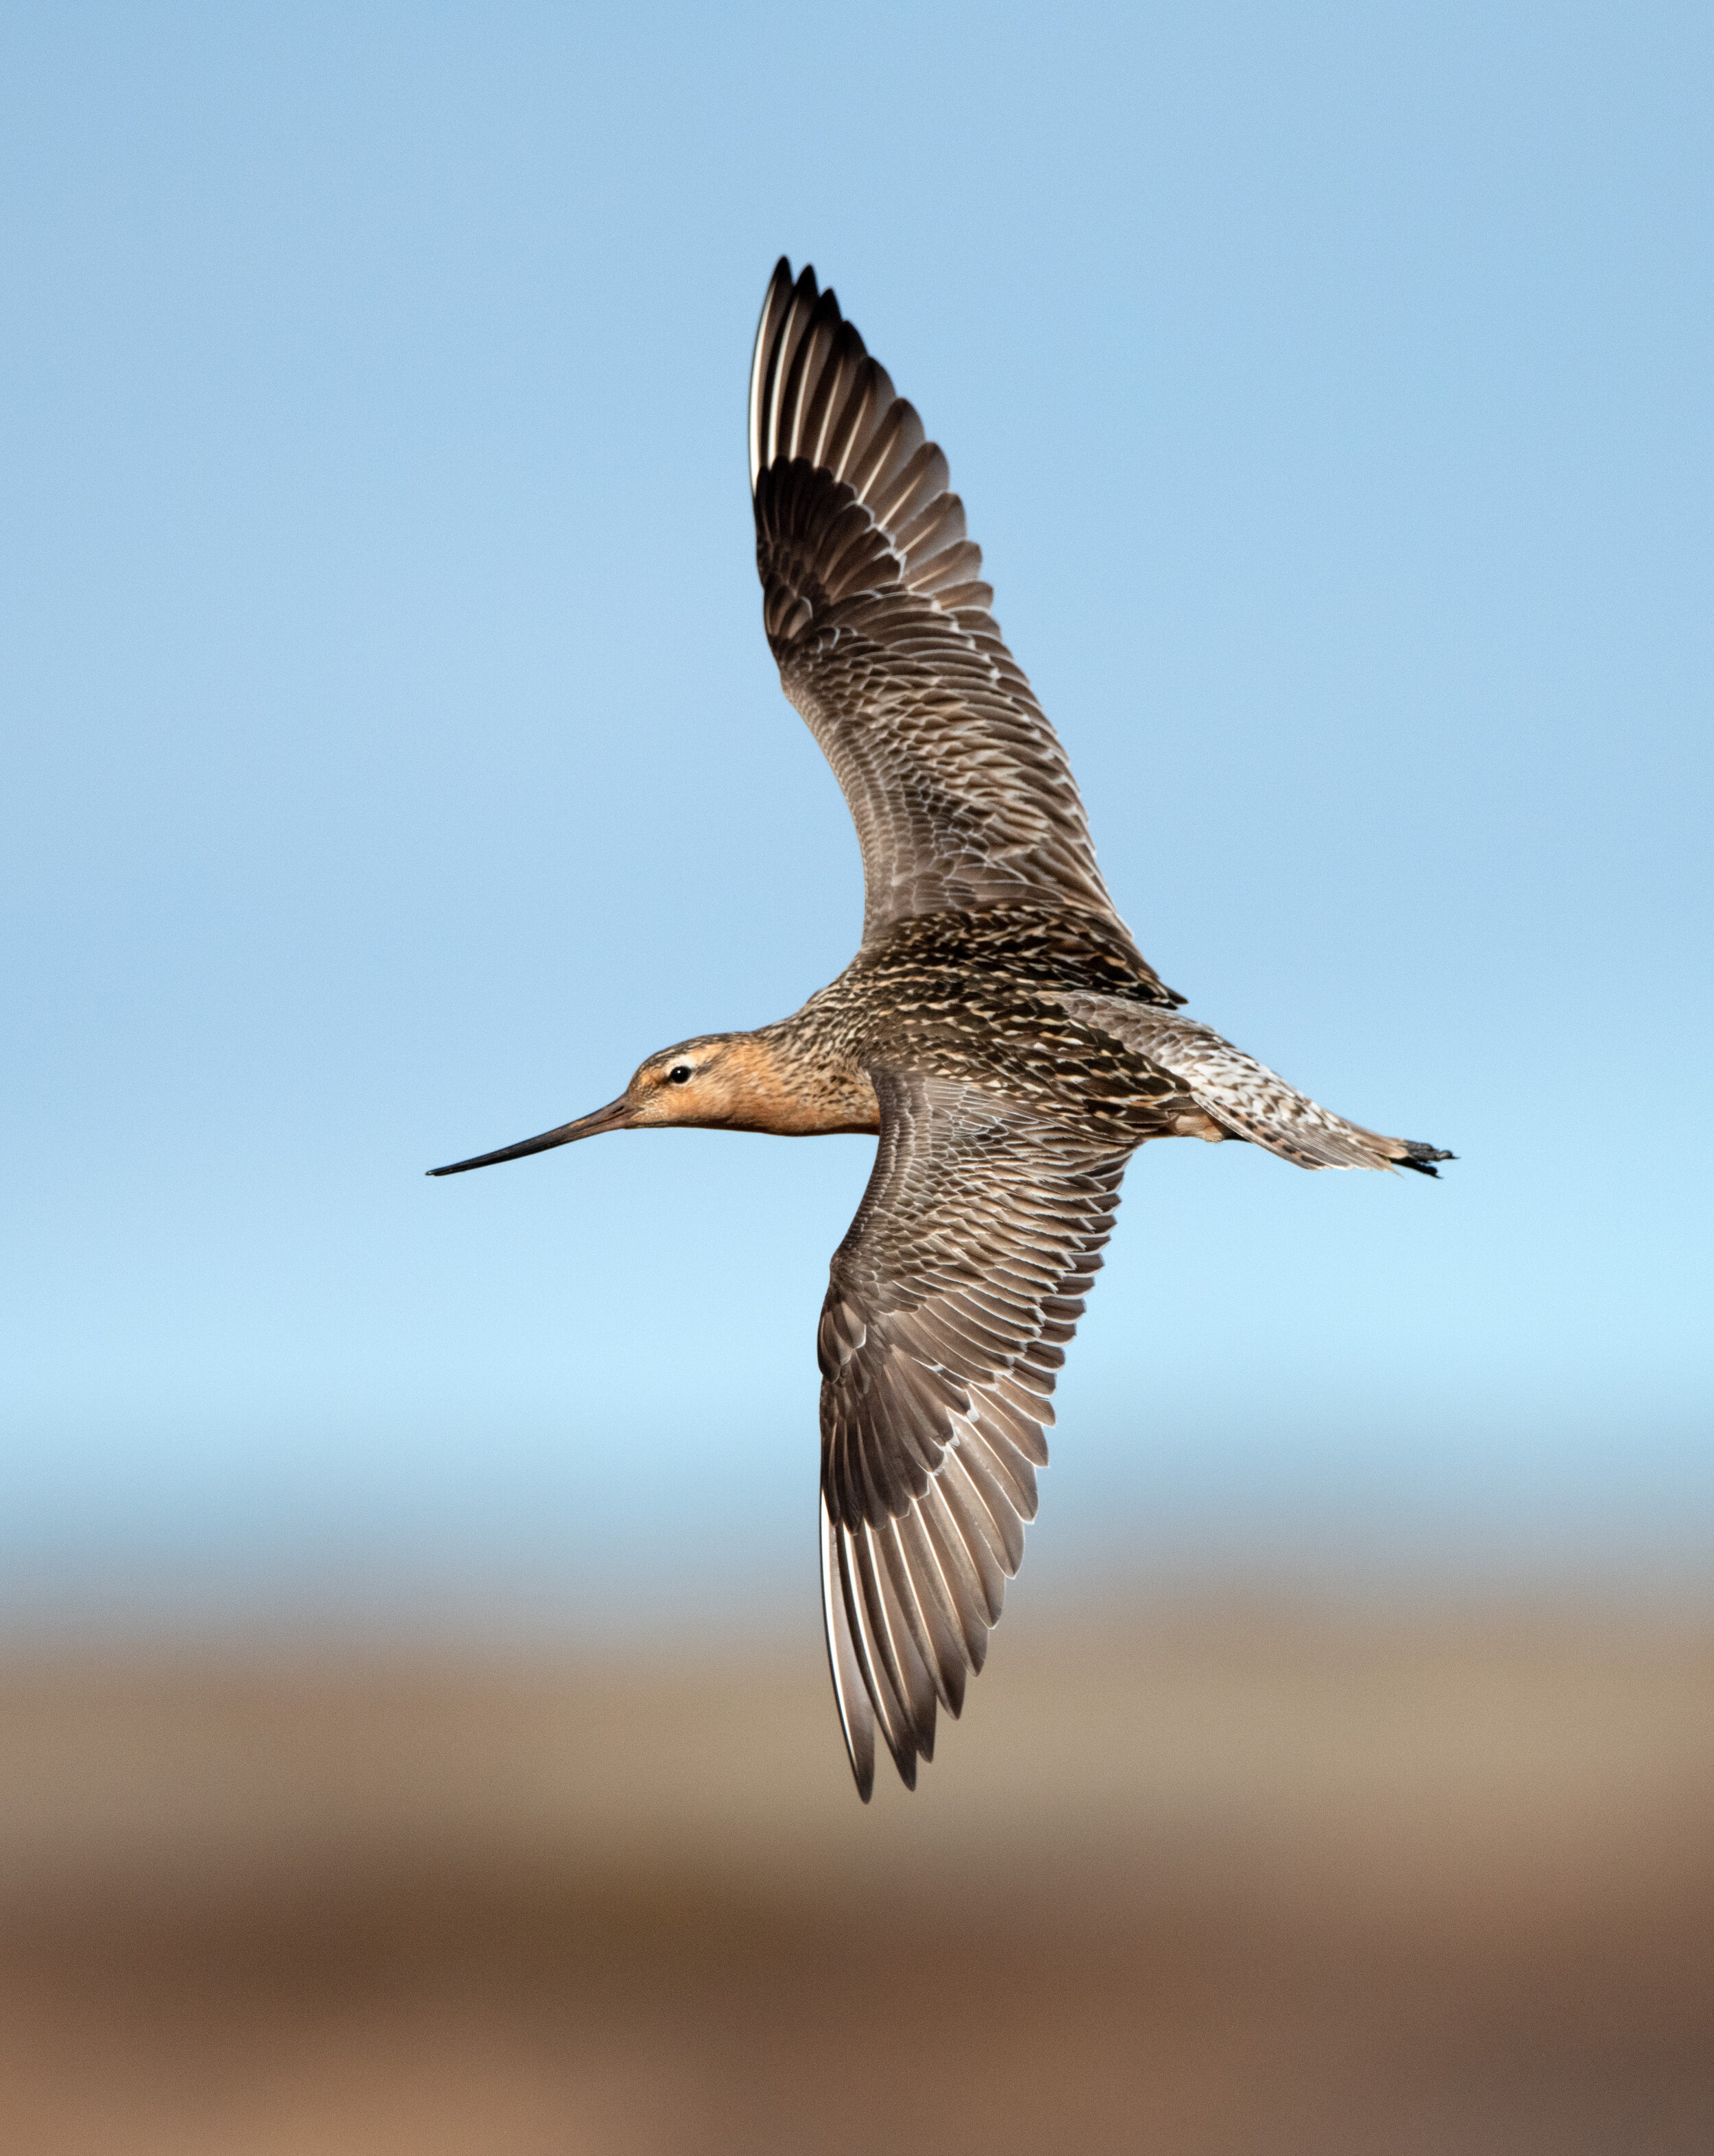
751, 257, 1158, 966
817, 1071, 1131, 1798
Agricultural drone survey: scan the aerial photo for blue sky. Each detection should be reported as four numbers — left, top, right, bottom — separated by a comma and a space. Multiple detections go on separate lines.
3, 3, 1710, 1634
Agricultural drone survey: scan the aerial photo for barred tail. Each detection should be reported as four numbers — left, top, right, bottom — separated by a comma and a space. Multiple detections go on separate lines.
1060, 996, 1454, 1176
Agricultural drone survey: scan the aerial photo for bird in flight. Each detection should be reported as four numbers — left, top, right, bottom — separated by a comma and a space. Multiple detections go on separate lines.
432, 259, 1451, 1800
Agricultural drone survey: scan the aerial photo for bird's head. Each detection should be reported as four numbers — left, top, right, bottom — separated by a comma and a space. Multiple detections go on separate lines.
428, 1032, 877, 1177
620, 1035, 777, 1129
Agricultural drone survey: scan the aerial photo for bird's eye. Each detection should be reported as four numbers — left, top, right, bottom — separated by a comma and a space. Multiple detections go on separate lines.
666, 1064, 693, 1084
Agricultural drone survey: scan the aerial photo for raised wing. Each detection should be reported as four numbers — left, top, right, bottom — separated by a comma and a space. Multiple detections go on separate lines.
817, 1070, 1131, 1797
751, 257, 1126, 946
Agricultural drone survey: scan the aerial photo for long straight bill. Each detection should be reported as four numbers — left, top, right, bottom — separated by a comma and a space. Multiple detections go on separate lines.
427, 1097, 632, 1176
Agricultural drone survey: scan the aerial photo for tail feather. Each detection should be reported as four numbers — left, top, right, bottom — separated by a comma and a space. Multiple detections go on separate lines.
1057, 994, 1452, 1177
1392, 1139, 1457, 1177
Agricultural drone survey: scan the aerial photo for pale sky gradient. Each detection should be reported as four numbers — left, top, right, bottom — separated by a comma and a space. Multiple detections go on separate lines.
3, 3, 1710, 1633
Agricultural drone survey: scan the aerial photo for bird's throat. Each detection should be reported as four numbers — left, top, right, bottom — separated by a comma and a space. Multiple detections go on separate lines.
687, 1035, 880, 1136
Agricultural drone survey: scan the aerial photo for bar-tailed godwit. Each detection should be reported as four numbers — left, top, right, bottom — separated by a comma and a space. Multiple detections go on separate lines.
432, 260, 1451, 1798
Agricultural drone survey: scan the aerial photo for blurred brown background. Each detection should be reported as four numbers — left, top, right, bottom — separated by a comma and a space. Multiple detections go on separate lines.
5, 1594, 1711, 2155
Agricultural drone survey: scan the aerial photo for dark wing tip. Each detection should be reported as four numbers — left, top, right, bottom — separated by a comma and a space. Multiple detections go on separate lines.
750, 256, 832, 494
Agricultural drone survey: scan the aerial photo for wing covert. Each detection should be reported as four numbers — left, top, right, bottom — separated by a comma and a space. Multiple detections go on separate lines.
817, 1070, 1131, 1797
750, 258, 1126, 946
